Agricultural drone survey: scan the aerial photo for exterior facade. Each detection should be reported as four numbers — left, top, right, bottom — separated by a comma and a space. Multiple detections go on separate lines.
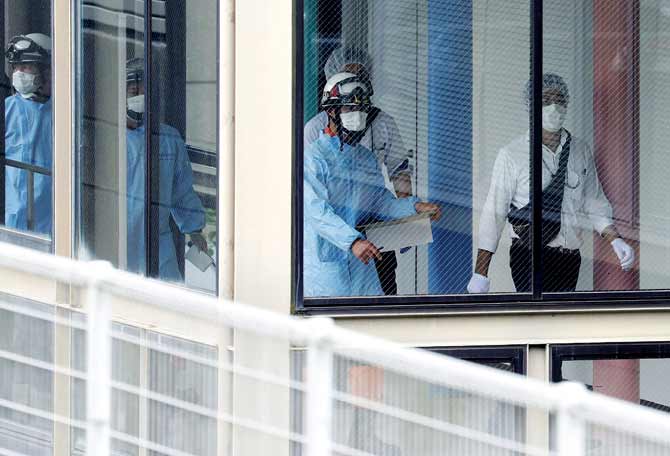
2, 0, 670, 455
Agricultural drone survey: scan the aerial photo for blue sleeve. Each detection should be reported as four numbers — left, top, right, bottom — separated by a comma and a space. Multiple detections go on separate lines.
170, 136, 206, 233
304, 148, 361, 252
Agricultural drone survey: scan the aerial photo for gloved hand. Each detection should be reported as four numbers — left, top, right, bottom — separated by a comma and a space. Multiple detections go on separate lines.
611, 238, 635, 271
467, 273, 490, 293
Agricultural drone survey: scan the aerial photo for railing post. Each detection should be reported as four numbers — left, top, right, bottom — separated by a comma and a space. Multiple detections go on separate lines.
304, 318, 335, 456
86, 262, 113, 456
555, 382, 587, 456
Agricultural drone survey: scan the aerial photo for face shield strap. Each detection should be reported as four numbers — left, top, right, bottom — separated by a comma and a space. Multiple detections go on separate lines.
127, 109, 144, 124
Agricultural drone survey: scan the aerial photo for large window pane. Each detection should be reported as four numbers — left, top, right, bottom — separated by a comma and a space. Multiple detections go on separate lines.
537, 2, 635, 294
301, 0, 531, 299
640, 1, 670, 291
553, 343, 670, 412
540, 1, 670, 294
147, 331, 218, 456
291, 347, 525, 456
0, 296, 53, 455
1, 2, 53, 248
72, 319, 141, 456
76, 0, 219, 293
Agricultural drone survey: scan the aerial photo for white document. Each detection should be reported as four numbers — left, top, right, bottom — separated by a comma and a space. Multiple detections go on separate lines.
360, 212, 434, 252
185, 244, 215, 272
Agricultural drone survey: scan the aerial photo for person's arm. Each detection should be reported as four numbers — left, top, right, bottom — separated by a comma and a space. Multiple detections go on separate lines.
581, 144, 615, 236
304, 150, 362, 252
477, 148, 516, 264
582, 145, 635, 270
375, 111, 413, 197
474, 249, 494, 277
467, 149, 515, 293
170, 134, 206, 235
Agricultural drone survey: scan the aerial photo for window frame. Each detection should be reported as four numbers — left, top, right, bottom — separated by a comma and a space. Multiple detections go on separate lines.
429, 346, 526, 375
292, 0, 670, 315
72, 0, 220, 295
550, 342, 670, 383
550, 342, 670, 412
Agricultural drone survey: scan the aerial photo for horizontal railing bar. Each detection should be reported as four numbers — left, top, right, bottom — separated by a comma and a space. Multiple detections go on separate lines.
0, 299, 86, 331
2, 242, 670, 447
0, 446, 30, 456
329, 389, 552, 456
3, 158, 52, 176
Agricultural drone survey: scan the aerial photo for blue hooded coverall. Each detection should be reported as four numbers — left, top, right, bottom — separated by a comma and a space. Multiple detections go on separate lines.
5, 95, 53, 235
304, 132, 418, 297
126, 124, 205, 281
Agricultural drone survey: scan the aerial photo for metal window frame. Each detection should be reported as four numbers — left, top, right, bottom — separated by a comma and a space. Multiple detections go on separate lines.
550, 342, 670, 384
71, 1, 220, 293
429, 346, 526, 375
291, 0, 670, 316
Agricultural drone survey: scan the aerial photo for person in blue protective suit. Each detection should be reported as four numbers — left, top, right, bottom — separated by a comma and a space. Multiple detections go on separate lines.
304, 72, 441, 297
125, 58, 207, 281
4, 33, 53, 234
304, 46, 413, 296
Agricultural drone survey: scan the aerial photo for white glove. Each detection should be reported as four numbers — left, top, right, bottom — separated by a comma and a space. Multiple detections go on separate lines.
611, 238, 635, 271
467, 273, 490, 293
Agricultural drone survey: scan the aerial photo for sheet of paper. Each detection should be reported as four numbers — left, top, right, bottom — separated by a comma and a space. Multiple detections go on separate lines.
185, 244, 215, 272
360, 213, 434, 252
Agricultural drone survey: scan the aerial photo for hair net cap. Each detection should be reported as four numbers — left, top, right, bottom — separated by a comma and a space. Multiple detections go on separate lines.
524, 73, 570, 107
324, 46, 373, 81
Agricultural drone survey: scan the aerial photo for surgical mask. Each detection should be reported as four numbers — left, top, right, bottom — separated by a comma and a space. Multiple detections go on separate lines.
542, 103, 567, 132
12, 71, 39, 97
127, 94, 145, 114
340, 111, 367, 132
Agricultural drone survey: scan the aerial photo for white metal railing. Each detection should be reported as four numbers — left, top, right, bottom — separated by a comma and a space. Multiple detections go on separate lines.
0, 243, 668, 455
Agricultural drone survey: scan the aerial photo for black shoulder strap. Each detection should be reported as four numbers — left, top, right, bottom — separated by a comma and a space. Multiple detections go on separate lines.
507, 130, 573, 246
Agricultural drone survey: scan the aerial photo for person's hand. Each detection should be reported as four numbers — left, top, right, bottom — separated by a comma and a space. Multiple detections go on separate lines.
467, 273, 490, 293
189, 232, 208, 252
392, 172, 413, 198
415, 202, 442, 221
351, 239, 382, 265
611, 238, 635, 271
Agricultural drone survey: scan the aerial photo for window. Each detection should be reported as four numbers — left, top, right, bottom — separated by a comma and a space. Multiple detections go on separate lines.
296, 1, 670, 312
297, 0, 530, 306
551, 343, 670, 412
291, 345, 525, 456
76, 0, 219, 293
0, 296, 54, 455
430, 346, 526, 375
0, 2, 53, 252
71, 317, 218, 456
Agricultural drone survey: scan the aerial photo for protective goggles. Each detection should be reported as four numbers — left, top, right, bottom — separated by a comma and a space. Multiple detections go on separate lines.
6, 36, 50, 64
322, 77, 373, 108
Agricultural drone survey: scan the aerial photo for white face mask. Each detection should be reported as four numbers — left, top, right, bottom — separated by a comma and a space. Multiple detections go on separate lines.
340, 111, 368, 132
12, 71, 39, 98
127, 94, 145, 114
542, 103, 567, 132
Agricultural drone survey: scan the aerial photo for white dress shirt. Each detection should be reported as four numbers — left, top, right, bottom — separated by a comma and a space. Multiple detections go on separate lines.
479, 129, 613, 253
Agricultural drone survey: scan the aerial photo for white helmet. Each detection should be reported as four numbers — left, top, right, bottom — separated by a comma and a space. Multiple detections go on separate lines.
6, 33, 51, 65
320, 72, 373, 109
